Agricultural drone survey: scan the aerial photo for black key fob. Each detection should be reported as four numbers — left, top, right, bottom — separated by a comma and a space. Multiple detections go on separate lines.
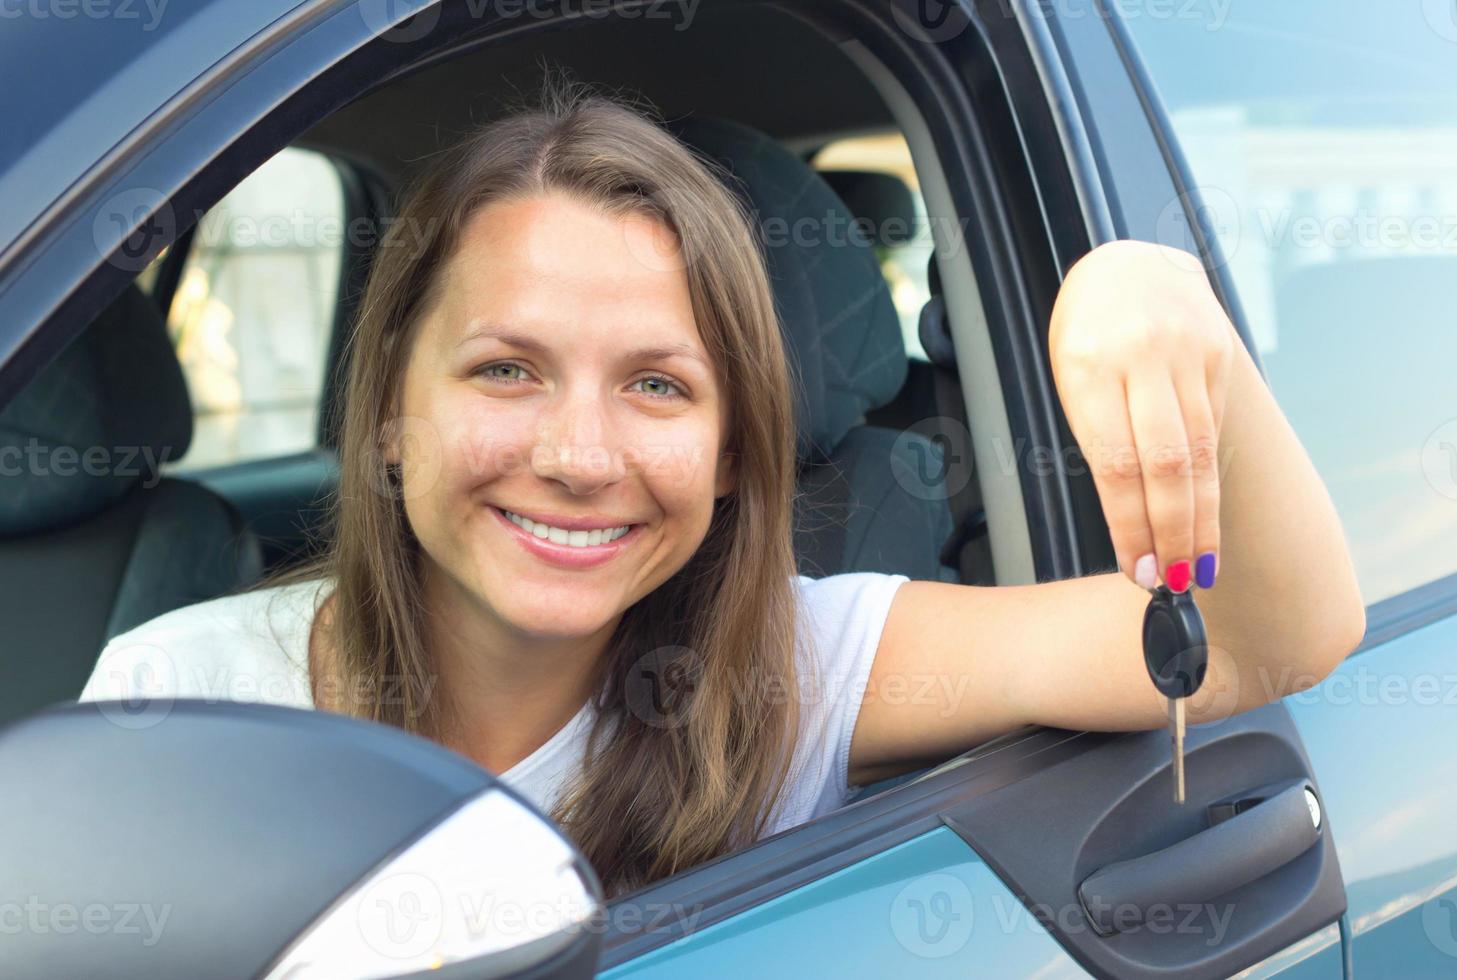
1142, 585, 1209, 700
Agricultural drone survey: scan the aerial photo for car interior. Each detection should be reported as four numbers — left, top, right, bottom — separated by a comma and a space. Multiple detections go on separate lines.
0, 3, 1037, 807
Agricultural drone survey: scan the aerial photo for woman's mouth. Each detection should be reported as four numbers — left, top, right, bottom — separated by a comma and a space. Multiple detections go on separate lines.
489, 506, 644, 570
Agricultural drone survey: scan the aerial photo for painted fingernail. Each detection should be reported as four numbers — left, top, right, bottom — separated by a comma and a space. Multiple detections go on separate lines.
1196, 552, 1217, 589
1134, 553, 1158, 590
1167, 560, 1191, 593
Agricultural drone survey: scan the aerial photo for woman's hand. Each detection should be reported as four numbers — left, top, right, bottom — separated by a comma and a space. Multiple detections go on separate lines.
851, 239, 1363, 768
1049, 239, 1238, 593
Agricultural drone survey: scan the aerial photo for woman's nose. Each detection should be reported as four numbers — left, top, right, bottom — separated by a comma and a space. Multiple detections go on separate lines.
531, 393, 625, 494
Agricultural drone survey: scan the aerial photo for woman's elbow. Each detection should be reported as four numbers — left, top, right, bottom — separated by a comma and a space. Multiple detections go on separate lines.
1238, 591, 1366, 711
1291, 591, 1367, 694
1325, 597, 1368, 673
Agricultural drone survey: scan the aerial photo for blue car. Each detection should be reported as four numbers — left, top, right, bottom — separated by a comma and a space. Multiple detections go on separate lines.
1, 1, 1454, 977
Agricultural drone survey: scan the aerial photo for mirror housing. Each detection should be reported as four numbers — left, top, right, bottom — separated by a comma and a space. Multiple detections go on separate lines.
0, 700, 603, 979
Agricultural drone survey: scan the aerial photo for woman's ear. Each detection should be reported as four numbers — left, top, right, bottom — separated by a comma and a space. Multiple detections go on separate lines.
715, 450, 737, 499
380, 410, 403, 467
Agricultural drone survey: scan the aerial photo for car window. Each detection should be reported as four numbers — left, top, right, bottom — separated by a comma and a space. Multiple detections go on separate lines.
1120, 1, 1457, 606
813, 132, 933, 362
145, 146, 346, 473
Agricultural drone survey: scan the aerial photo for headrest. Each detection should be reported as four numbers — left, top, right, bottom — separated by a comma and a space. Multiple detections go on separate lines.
668, 116, 908, 463
819, 169, 920, 247
0, 283, 193, 537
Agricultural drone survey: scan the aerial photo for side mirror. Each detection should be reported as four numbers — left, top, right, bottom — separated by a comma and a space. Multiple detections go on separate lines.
0, 700, 604, 979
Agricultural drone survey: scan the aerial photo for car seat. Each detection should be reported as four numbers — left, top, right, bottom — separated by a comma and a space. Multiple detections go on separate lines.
668, 116, 958, 582
0, 283, 264, 727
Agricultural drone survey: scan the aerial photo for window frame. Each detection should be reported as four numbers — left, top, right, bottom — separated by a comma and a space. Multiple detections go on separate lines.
314, 155, 395, 452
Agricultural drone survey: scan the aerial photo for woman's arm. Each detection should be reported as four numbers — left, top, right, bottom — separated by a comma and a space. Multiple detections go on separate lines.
846, 240, 1366, 786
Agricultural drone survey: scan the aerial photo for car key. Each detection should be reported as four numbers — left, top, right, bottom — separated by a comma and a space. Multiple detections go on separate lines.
1142, 584, 1209, 803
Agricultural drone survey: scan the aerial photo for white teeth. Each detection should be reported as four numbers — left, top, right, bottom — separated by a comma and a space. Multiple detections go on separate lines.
504, 510, 631, 547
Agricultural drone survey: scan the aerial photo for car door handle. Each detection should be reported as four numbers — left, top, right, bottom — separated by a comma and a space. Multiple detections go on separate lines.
1077, 781, 1322, 936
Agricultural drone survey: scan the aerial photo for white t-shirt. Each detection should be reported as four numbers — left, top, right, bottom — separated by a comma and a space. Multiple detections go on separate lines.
77, 572, 909, 839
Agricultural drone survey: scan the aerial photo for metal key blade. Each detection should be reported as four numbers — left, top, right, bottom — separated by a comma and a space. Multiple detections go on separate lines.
1169, 696, 1186, 804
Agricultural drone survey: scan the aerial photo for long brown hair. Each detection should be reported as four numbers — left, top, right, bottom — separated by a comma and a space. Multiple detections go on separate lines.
252, 73, 810, 897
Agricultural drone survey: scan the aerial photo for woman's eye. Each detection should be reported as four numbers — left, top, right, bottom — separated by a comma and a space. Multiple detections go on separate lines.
631, 375, 687, 400
475, 362, 685, 400
477, 362, 529, 384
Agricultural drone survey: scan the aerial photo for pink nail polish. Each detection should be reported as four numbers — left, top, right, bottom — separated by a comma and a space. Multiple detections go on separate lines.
1134, 553, 1158, 590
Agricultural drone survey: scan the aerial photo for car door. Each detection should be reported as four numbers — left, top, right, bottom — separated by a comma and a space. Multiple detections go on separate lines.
0, 1, 1357, 977
597, 2, 1349, 977
1103, 1, 1457, 974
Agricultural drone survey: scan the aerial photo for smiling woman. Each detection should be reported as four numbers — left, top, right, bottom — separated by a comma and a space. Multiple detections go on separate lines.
77, 68, 1364, 902
81, 72, 854, 898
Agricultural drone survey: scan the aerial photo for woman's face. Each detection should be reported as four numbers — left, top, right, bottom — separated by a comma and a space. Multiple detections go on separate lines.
386, 191, 736, 640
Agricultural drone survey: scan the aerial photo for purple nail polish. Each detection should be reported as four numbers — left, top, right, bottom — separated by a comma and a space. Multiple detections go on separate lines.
1196, 552, 1217, 588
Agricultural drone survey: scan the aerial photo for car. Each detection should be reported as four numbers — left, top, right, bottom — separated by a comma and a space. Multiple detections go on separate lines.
1, 0, 1455, 976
